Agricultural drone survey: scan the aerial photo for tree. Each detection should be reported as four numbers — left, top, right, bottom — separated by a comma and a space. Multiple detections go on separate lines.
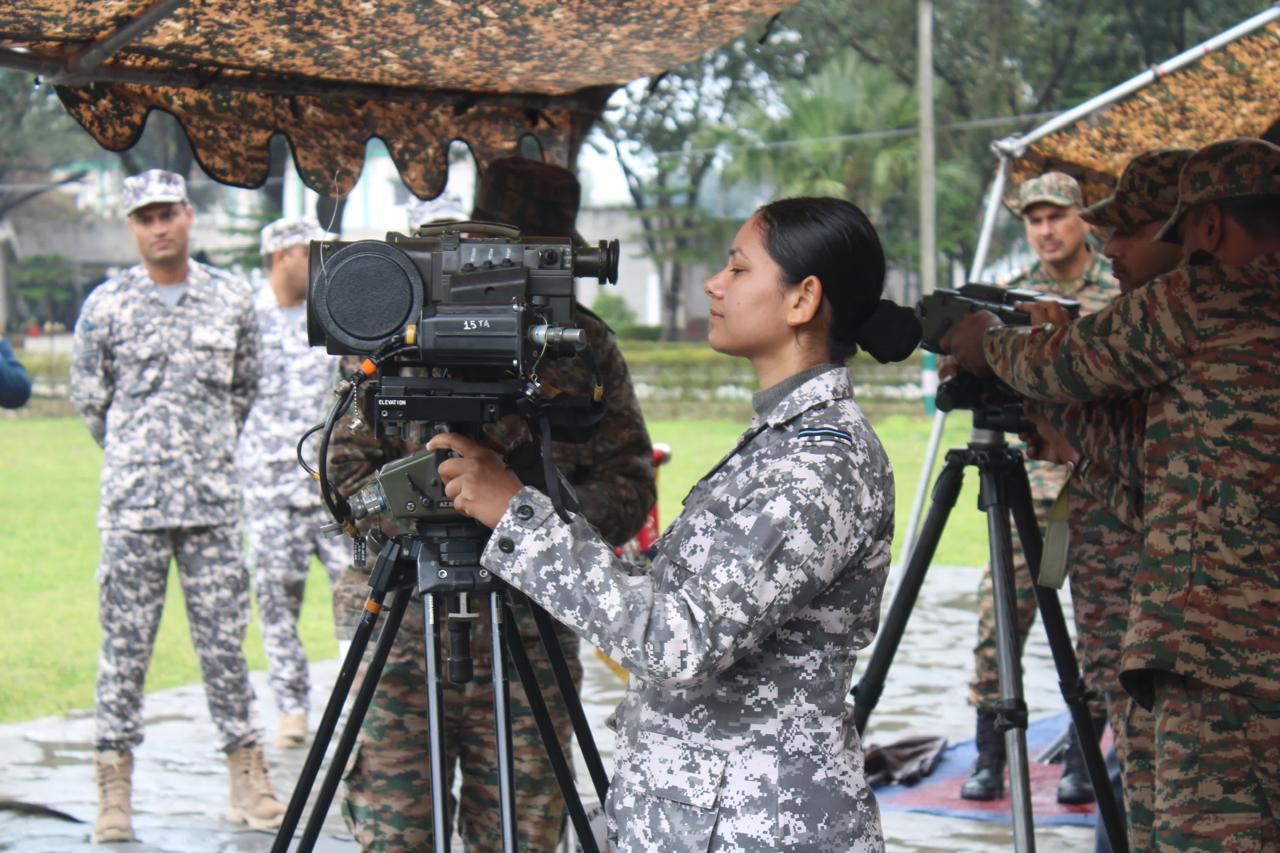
0, 72, 102, 221
595, 18, 811, 340
768, 0, 1270, 267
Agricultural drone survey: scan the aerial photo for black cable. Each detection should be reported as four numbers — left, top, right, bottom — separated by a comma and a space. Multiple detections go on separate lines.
318, 382, 355, 525
295, 422, 325, 477
313, 336, 415, 528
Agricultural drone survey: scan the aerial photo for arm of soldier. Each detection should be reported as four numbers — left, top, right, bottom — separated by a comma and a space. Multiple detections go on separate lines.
1061, 397, 1146, 530
569, 329, 656, 546
982, 272, 1197, 403
477, 439, 880, 689
1028, 398, 1145, 529
69, 290, 113, 446
230, 298, 260, 432
1072, 460, 1144, 532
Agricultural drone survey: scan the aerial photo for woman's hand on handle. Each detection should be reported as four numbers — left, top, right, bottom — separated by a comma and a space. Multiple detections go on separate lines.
426, 432, 525, 529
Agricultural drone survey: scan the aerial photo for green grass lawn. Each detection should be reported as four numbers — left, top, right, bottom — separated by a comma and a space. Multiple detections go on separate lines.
0, 412, 986, 724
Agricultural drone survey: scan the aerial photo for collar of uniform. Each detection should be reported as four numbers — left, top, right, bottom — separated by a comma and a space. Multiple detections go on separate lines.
1242, 249, 1280, 278
763, 364, 852, 429
1025, 248, 1109, 295
1081, 249, 1112, 286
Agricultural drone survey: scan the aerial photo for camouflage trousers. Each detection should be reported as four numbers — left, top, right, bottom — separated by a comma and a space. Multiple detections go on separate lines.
95, 525, 257, 753
969, 486, 1111, 723
334, 568, 583, 852
967, 490, 1051, 709
244, 503, 348, 715
1116, 693, 1156, 851
1135, 673, 1280, 851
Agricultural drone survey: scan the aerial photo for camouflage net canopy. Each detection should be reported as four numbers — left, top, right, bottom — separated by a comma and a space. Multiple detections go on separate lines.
1008, 17, 1280, 206
0, 0, 795, 197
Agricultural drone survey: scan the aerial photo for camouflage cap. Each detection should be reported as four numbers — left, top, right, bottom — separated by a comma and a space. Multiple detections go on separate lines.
1082, 148, 1194, 230
1012, 171, 1083, 216
406, 190, 468, 230
122, 169, 188, 215
260, 217, 327, 258
472, 157, 584, 243
1156, 137, 1280, 242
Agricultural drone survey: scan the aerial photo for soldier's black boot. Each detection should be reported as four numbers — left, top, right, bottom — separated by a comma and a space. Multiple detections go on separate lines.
960, 709, 1007, 801
1056, 716, 1103, 805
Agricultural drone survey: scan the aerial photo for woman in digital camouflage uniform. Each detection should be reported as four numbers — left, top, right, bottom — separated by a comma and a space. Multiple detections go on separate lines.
431, 197, 920, 852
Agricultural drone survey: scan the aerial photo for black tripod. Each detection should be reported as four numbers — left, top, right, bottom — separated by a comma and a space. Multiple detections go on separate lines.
271, 522, 608, 853
851, 425, 1127, 853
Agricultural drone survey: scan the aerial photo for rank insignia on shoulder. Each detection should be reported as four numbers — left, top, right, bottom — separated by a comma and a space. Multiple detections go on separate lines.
798, 427, 853, 446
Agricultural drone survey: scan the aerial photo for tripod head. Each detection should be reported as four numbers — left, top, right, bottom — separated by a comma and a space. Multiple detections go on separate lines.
935, 372, 1034, 436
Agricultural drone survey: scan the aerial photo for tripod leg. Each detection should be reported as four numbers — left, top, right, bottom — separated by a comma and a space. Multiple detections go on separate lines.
422, 593, 451, 853
297, 586, 411, 852
488, 591, 519, 853
501, 600, 600, 853
1008, 466, 1129, 853
273, 587, 392, 852
979, 462, 1036, 853
526, 599, 609, 804
853, 448, 967, 734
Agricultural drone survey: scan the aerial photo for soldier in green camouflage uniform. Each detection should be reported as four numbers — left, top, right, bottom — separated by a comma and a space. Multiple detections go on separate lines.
945, 137, 1280, 851
962, 171, 1120, 803
1022, 148, 1191, 849
328, 158, 655, 851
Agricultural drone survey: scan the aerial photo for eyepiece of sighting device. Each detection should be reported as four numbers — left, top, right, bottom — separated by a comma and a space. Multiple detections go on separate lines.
574, 239, 620, 284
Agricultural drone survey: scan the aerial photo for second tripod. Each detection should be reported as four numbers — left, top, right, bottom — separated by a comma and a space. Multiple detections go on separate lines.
851, 426, 1127, 853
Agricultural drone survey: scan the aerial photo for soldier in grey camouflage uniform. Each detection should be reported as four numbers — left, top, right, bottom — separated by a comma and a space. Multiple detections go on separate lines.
962, 171, 1121, 804
430, 197, 922, 851
944, 137, 1280, 851
70, 170, 285, 842
238, 217, 347, 749
329, 158, 655, 851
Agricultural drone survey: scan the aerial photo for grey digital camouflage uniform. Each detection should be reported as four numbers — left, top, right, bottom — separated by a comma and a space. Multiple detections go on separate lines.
71, 259, 262, 752
72, 260, 258, 530
483, 366, 891, 852
258, 216, 329, 257
238, 283, 346, 718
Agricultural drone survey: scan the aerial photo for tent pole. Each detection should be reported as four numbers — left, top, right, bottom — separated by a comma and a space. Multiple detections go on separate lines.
997, 6, 1280, 159
971, 153, 1011, 281
894, 155, 1010, 584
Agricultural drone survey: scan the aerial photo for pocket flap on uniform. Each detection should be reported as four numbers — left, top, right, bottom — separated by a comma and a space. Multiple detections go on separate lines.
637, 730, 727, 810
190, 322, 235, 352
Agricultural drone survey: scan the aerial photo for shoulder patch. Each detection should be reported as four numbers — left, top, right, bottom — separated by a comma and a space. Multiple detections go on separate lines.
797, 427, 853, 446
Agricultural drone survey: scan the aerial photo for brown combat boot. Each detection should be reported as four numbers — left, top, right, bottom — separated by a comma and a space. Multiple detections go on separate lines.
273, 712, 308, 749
93, 749, 135, 843
225, 742, 286, 830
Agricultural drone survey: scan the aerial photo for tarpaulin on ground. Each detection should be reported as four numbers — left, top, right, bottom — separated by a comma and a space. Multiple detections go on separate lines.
0, 1, 794, 197
1008, 17, 1280, 205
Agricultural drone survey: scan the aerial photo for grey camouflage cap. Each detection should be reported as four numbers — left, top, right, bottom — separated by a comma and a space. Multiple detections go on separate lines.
1082, 148, 1194, 231
260, 217, 327, 258
1156, 137, 1280, 242
1012, 171, 1083, 216
122, 169, 188, 215
406, 191, 468, 229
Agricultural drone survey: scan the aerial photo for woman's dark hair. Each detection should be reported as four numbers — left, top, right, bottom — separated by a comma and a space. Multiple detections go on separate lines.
755, 197, 921, 363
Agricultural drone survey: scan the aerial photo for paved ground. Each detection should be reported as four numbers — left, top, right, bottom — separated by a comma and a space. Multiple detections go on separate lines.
0, 565, 1097, 851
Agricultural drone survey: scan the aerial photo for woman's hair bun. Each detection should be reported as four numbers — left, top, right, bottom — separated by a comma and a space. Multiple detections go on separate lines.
852, 299, 923, 364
